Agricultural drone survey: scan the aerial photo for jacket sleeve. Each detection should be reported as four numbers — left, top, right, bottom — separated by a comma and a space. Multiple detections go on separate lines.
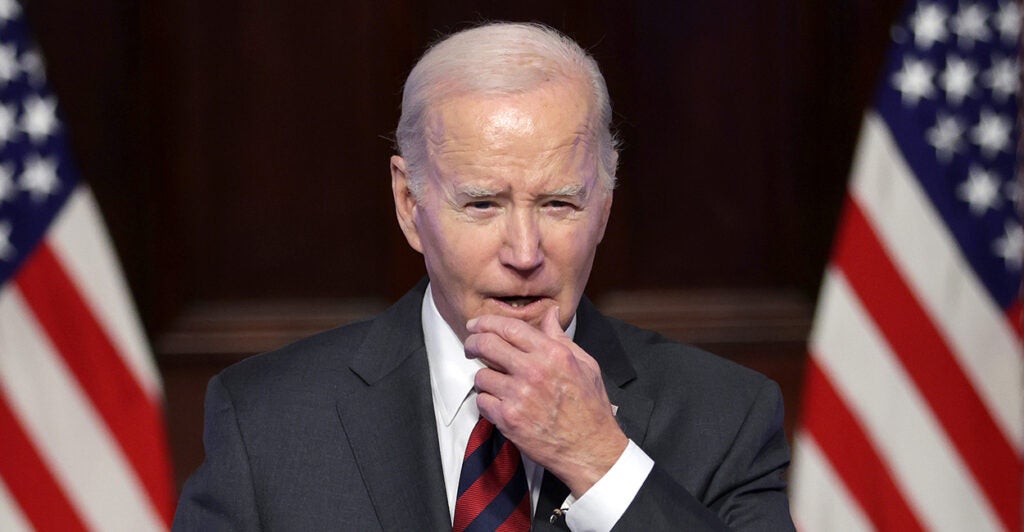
613, 380, 795, 531
172, 376, 261, 532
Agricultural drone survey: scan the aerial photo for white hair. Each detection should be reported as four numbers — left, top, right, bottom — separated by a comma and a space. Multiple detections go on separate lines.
395, 22, 619, 197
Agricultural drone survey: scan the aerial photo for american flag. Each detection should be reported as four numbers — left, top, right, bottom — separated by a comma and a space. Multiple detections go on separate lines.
0, 1, 174, 530
790, 0, 1023, 530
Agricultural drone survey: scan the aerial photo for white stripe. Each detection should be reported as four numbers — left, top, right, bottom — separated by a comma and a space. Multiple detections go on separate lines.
790, 431, 872, 532
850, 112, 1024, 451
0, 285, 166, 532
810, 269, 1002, 532
47, 185, 162, 399
0, 475, 32, 532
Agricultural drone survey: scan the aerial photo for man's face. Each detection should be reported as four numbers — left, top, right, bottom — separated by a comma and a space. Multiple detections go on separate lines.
391, 81, 613, 342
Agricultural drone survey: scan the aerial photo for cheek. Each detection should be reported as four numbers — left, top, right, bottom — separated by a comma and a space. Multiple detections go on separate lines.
544, 226, 603, 292
426, 217, 500, 273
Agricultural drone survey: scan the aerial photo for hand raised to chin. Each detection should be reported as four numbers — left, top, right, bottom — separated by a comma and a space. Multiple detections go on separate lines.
464, 306, 629, 497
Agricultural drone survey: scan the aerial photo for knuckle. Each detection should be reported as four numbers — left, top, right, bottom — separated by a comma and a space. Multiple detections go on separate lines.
502, 320, 522, 338
522, 364, 545, 385
546, 344, 574, 367
502, 403, 524, 428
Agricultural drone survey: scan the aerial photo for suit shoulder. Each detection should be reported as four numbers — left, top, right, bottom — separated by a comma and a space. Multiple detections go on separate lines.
216, 318, 375, 394
603, 315, 775, 398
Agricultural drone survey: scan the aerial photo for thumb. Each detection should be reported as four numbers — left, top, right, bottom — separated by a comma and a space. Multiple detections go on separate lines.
541, 305, 565, 339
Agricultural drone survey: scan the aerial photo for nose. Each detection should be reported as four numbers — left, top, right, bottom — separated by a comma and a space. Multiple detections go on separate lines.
499, 208, 544, 273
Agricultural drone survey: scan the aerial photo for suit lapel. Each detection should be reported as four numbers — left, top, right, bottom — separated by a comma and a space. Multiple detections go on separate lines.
531, 298, 655, 530
335, 282, 451, 531
575, 296, 654, 446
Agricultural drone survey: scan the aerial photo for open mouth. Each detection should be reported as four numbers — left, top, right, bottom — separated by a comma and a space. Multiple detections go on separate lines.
495, 296, 543, 308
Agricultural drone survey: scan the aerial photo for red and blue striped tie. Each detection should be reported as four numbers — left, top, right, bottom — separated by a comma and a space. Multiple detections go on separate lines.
452, 417, 531, 532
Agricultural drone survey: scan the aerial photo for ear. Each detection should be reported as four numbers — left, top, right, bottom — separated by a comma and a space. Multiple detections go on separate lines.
391, 155, 423, 254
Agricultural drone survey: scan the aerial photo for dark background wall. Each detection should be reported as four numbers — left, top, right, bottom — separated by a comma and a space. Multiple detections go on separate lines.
25, 1, 904, 492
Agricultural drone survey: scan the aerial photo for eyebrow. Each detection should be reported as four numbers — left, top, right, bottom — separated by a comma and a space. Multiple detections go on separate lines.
457, 185, 503, 198
546, 183, 586, 197
454, 182, 588, 199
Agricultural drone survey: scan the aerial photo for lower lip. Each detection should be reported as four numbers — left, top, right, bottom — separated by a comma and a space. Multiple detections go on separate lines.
490, 297, 549, 317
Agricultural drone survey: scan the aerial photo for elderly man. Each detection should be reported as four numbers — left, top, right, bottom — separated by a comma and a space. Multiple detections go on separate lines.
173, 23, 794, 531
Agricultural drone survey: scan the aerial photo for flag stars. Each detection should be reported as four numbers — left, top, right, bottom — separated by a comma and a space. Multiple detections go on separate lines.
0, 163, 14, 202
0, 43, 18, 86
939, 56, 977, 105
950, 3, 992, 48
958, 165, 1002, 215
19, 154, 58, 201
926, 114, 964, 162
970, 108, 1012, 158
0, 102, 17, 146
994, 1, 1021, 44
909, 2, 949, 48
993, 222, 1024, 270
21, 95, 58, 143
982, 55, 1019, 102
0, 0, 20, 24
893, 56, 936, 105
19, 49, 44, 84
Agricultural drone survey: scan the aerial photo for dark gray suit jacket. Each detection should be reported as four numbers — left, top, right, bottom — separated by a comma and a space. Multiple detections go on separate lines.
173, 281, 794, 530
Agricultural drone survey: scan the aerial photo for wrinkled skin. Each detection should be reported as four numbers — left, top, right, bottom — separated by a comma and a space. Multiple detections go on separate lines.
390, 80, 627, 495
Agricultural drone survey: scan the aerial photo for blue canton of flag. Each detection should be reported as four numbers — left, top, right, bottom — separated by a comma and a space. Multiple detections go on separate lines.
881, 0, 1021, 309
0, 0, 77, 287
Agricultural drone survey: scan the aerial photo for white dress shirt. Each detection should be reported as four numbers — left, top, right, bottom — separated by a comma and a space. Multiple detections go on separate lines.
422, 284, 654, 531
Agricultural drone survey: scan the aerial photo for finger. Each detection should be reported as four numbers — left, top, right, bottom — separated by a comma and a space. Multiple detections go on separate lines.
473, 366, 514, 399
467, 314, 550, 352
464, 331, 520, 373
534, 306, 600, 372
539, 305, 567, 340
475, 391, 505, 428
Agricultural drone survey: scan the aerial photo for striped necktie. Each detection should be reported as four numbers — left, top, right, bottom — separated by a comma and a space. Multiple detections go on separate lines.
452, 417, 531, 532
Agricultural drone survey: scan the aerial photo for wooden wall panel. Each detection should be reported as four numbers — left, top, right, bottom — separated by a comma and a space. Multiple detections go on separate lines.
24, 0, 905, 492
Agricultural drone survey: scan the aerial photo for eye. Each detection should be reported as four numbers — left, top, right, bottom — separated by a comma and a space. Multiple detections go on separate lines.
545, 200, 577, 210
467, 200, 497, 210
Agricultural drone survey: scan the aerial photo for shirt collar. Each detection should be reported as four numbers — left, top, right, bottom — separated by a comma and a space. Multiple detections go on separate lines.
421, 282, 578, 427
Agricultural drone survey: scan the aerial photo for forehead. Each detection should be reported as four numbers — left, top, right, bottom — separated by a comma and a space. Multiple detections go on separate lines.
423, 82, 598, 187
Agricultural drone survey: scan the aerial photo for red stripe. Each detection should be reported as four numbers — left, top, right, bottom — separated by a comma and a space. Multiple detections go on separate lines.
494, 492, 531, 532
834, 199, 1022, 530
14, 243, 174, 526
0, 386, 89, 531
800, 359, 925, 531
463, 418, 494, 460
453, 440, 522, 531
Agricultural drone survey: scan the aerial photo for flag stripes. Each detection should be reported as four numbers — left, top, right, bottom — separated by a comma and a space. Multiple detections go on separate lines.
850, 114, 1024, 449
806, 269, 1003, 531
793, 56, 1024, 525
0, 188, 172, 531
797, 361, 924, 531
0, 390, 87, 531
14, 242, 173, 524
833, 198, 1019, 529
0, 476, 34, 532
789, 435, 873, 532
0, 2, 174, 527
48, 189, 162, 398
